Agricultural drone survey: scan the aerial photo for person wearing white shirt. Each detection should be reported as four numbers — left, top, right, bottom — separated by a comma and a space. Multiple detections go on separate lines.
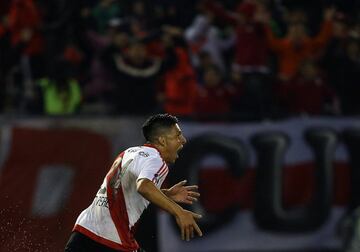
65, 114, 202, 252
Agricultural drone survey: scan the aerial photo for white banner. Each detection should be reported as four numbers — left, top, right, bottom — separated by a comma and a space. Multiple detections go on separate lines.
158, 116, 359, 251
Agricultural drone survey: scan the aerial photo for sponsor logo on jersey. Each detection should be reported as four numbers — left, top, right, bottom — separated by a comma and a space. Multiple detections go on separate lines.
139, 151, 149, 157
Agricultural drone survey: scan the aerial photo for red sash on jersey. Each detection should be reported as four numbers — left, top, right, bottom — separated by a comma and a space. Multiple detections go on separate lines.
106, 152, 140, 251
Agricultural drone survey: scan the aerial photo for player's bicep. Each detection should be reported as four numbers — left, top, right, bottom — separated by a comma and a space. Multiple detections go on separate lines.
136, 178, 152, 193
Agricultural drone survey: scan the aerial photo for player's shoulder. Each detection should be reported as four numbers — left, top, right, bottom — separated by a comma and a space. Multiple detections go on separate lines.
124, 146, 161, 160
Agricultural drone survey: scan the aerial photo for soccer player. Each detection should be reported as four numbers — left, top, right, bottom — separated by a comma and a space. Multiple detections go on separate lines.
65, 114, 202, 252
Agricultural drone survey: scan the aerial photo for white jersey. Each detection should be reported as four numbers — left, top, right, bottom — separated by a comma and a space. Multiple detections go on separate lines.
73, 145, 168, 251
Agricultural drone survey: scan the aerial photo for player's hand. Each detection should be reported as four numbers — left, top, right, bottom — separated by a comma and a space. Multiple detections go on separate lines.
167, 180, 200, 204
175, 209, 203, 241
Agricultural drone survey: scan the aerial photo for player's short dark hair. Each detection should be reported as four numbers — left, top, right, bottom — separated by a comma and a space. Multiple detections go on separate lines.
142, 114, 179, 143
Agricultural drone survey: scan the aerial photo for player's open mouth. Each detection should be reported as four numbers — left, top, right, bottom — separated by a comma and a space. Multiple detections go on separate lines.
177, 145, 183, 153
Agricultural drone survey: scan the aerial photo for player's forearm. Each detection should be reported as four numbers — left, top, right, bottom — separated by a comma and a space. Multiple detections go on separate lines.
137, 179, 182, 216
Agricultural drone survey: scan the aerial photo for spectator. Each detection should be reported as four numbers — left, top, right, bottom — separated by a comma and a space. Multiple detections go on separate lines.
194, 51, 215, 83
204, 0, 275, 119
91, 0, 123, 34
3, 0, 46, 113
194, 65, 232, 120
322, 11, 349, 70
160, 31, 198, 117
322, 12, 360, 115
127, 0, 155, 39
7, 0, 44, 57
264, 7, 335, 80
275, 60, 339, 115
327, 38, 360, 115
84, 24, 130, 108
36, 61, 82, 115
185, 11, 235, 73
204, 0, 271, 74
104, 40, 163, 114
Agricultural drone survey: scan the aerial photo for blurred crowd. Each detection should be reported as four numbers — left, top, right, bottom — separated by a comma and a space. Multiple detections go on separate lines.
0, 0, 360, 120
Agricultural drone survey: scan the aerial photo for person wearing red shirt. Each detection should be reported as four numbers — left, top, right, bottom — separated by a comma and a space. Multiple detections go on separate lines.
162, 47, 198, 117
275, 60, 339, 115
264, 7, 335, 80
7, 0, 44, 56
195, 65, 232, 120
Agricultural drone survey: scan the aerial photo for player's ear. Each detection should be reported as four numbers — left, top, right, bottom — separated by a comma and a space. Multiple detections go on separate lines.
158, 135, 166, 147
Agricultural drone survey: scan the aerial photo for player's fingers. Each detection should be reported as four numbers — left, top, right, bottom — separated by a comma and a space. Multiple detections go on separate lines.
181, 226, 185, 240
187, 196, 198, 202
188, 191, 200, 197
183, 198, 197, 204
182, 199, 193, 205
193, 222, 203, 237
192, 212, 202, 219
190, 226, 194, 239
185, 185, 198, 191
185, 226, 190, 241
178, 180, 187, 186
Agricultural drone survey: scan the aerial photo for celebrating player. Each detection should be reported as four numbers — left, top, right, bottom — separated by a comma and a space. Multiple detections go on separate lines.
65, 114, 202, 252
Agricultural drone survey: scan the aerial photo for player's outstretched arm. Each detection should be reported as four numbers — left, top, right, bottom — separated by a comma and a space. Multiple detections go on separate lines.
137, 178, 203, 241
162, 180, 200, 204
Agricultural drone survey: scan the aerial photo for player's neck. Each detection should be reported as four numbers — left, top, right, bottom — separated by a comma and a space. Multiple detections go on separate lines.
143, 143, 168, 162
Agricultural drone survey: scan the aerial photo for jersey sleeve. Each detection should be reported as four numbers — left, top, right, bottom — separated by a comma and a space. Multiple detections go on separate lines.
135, 155, 166, 183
